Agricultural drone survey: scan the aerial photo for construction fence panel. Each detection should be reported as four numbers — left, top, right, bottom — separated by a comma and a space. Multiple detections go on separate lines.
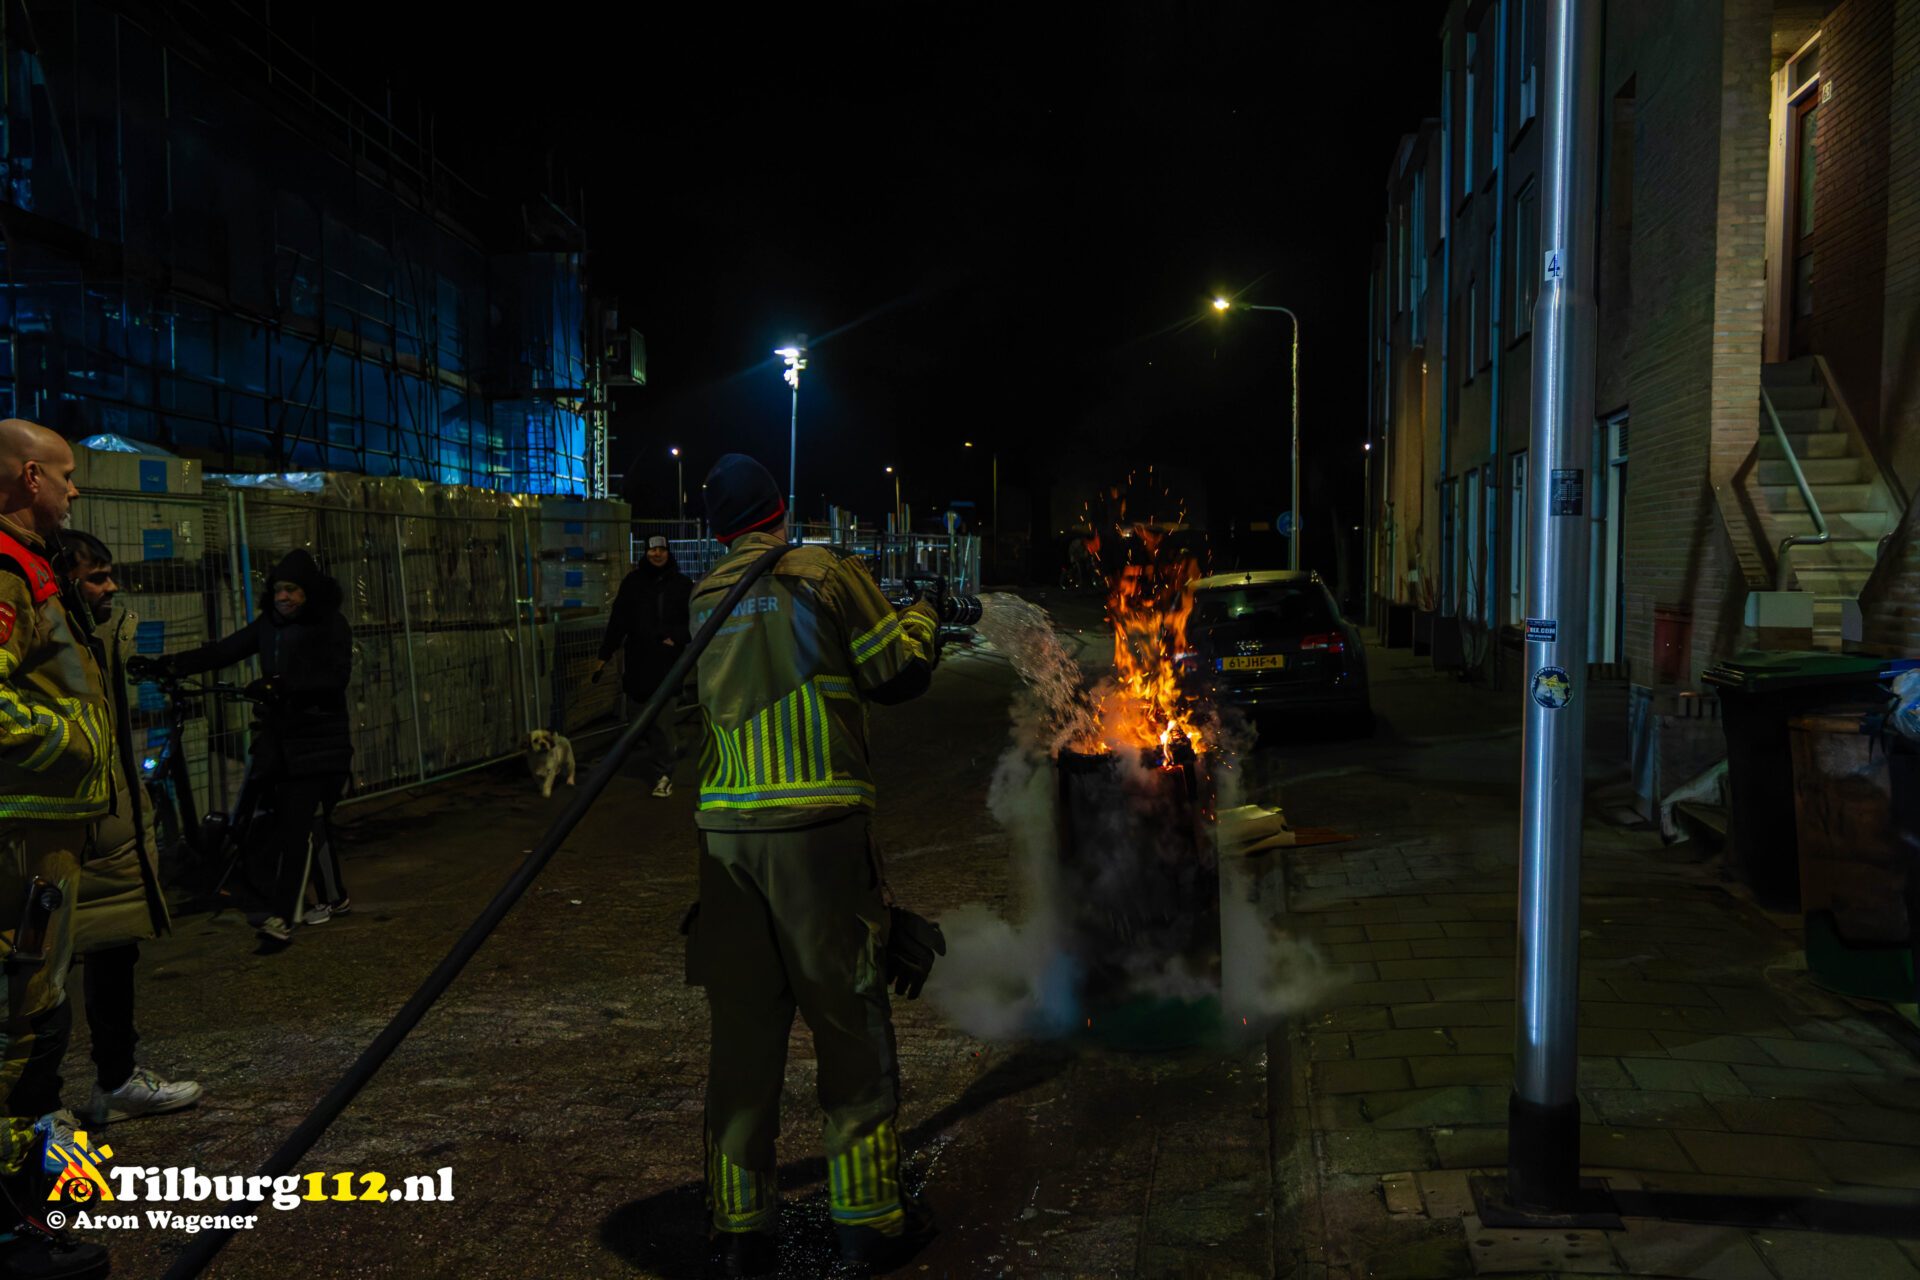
526, 504, 637, 741
74, 478, 966, 810
74, 481, 251, 824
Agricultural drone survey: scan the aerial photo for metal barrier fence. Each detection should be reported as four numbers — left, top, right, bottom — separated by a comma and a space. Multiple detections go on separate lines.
76, 478, 645, 808
79, 474, 985, 816
643, 524, 982, 595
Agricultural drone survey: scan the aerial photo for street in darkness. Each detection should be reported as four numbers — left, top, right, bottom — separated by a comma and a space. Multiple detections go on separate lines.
2, 1, 1918, 1278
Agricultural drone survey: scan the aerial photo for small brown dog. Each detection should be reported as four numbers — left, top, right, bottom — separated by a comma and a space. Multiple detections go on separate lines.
525, 729, 577, 798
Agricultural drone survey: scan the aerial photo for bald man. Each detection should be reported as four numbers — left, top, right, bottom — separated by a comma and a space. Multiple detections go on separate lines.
0, 418, 112, 1278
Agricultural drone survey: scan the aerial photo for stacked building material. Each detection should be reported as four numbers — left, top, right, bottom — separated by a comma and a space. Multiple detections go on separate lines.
72, 442, 206, 569
534, 496, 630, 613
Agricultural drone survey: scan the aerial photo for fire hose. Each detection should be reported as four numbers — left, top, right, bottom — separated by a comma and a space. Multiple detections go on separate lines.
157, 541, 792, 1280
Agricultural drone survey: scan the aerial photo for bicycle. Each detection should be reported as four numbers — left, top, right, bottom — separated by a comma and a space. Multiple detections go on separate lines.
126, 668, 268, 905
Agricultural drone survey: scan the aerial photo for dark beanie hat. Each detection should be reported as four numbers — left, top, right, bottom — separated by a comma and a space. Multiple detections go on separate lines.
703, 453, 786, 543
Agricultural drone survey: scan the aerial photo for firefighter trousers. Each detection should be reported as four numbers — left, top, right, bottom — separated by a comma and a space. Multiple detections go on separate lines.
694, 813, 904, 1235
0, 824, 81, 1177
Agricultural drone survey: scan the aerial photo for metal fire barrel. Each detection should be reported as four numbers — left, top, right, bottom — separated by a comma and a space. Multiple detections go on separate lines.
1054, 745, 1220, 1009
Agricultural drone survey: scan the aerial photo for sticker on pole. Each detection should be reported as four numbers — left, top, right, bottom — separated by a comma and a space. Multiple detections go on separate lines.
1551, 468, 1584, 516
1525, 617, 1558, 643
1531, 665, 1573, 710
1544, 249, 1564, 281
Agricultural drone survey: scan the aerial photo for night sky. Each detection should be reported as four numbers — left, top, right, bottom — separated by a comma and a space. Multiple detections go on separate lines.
335, 3, 1440, 575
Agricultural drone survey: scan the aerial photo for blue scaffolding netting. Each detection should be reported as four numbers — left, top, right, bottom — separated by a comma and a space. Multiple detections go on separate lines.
0, 3, 595, 495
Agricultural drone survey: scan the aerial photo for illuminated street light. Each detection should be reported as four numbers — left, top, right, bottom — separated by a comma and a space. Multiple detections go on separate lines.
885, 465, 902, 532
776, 340, 808, 524
670, 446, 684, 522
1213, 296, 1303, 570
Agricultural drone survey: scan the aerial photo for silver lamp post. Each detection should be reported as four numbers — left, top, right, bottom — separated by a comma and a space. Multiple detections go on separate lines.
1214, 297, 1303, 570
670, 446, 684, 523
776, 342, 808, 525
1511, 0, 1602, 1214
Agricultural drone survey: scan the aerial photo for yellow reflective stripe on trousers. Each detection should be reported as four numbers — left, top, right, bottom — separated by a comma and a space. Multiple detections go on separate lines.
828, 1120, 904, 1229
707, 1146, 775, 1232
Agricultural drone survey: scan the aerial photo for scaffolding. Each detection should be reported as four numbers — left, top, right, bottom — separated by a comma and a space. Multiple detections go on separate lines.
0, 0, 603, 494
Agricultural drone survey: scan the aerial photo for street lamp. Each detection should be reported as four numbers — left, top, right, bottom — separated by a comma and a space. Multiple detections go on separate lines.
1214, 296, 1303, 571
669, 446, 684, 522
885, 465, 901, 532
776, 340, 808, 527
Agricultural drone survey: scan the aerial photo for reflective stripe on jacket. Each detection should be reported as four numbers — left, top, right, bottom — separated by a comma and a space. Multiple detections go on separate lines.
692, 532, 937, 830
0, 515, 111, 824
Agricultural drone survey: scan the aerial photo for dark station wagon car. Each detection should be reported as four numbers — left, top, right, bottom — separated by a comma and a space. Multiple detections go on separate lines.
1177, 569, 1372, 733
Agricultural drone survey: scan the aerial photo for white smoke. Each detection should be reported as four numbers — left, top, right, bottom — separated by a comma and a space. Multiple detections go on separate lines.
927, 595, 1339, 1043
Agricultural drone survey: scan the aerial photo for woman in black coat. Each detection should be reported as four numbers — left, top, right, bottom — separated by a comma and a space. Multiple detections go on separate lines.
148, 549, 353, 945
594, 537, 693, 797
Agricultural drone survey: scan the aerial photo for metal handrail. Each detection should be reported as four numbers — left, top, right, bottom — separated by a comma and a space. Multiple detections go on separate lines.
1764, 387, 1830, 590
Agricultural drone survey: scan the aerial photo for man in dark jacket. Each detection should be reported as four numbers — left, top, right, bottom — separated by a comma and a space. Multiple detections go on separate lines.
594, 535, 693, 797
55, 530, 202, 1126
134, 550, 352, 947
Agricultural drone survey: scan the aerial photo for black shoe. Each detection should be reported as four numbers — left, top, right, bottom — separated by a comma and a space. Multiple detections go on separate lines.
835, 1198, 936, 1275
0, 1172, 110, 1280
0, 1219, 111, 1280
706, 1229, 776, 1278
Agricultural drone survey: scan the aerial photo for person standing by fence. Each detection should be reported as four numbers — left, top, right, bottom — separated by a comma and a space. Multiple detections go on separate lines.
53, 530, 203, 1125
134, 550, 353, 946
594, 535, 693, 798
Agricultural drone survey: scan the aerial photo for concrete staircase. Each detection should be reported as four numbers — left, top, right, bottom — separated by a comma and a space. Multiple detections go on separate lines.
1757, 357, 1899, 649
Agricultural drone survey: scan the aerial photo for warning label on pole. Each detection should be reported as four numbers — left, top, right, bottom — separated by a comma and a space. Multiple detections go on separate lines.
1551, 469, 1584, 516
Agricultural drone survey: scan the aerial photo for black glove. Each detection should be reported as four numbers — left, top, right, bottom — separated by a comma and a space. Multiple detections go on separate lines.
126, 655, 173, 681
885, 906, 946, 1000
244, 675, 286, 704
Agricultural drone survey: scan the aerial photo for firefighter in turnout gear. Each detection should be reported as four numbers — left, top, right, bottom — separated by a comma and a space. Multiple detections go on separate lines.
688, 453, 940, 1278
0, 419, 113, 1280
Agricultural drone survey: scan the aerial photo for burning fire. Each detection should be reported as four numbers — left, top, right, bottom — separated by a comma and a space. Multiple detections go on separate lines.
1073, 521, 1206, 763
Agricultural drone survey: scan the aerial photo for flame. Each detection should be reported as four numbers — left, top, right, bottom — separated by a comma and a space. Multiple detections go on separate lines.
1069, 517, 1206, 764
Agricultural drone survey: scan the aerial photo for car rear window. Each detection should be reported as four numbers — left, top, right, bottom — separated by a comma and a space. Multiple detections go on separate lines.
1193, 585, 1334, 631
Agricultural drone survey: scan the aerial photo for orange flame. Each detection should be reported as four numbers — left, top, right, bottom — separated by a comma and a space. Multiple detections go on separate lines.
1070, 520, 1205, 763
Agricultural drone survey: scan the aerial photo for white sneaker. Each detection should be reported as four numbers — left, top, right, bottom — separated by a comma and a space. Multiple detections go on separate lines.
651, 776, 673, 798
84, 1066, 204, 1124
303, 903, 332, 925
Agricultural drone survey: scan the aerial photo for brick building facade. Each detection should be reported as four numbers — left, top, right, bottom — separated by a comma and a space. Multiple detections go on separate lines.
1367, 0, 1919, 799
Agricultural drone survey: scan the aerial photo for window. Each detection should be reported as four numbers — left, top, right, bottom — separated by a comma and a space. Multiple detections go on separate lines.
1514, 0, 1539, 133
1465, 279, 1478, 380
1193, 584, 1334, 632
1508, 451, 1528, 624
1463, 32, 1477, 204
1397, 203, 1408, 315
1474, 14, 1495, 187
1464, 468, 1483, 622
1483, 226, 1497, 366
1512, 179, 1539, 340
1411, 170, 1428, 343
1440, 477, 1459, 615
1441, 42, 1455, 214
1591, 414, 1629, 663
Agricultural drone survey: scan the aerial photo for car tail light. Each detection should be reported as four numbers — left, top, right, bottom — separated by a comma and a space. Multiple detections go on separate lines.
1299, 632, 1346, 654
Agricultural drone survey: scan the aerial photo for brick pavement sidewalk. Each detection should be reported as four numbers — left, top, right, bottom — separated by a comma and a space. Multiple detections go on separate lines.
1261, 658, 1920, 1280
